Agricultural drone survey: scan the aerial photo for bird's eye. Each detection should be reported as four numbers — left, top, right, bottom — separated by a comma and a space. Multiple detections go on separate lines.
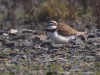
53, 23, 57, 26
48, 23, 53, 26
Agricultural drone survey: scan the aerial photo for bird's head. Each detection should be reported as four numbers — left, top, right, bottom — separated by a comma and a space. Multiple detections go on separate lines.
46, 20, 58, 30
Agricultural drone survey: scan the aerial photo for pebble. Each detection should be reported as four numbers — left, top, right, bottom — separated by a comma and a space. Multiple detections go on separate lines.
0, 29, 99, 75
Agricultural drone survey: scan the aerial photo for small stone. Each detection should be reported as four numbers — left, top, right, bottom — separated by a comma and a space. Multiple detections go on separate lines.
83, 71, 94, 75
51, 43, 63, 47
9, 29, 18, 34
40, 34, 47, 41
40, 41, 52, 48
21, 55, 27, 59
33, 44, 41, 49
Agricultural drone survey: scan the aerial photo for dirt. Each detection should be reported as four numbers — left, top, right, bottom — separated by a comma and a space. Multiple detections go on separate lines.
0, 29, 100, 75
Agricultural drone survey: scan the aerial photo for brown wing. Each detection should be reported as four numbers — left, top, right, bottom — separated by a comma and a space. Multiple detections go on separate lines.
58, 23, 79, 36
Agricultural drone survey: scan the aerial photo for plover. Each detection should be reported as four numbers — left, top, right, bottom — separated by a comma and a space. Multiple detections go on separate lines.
46, 20, 87, 44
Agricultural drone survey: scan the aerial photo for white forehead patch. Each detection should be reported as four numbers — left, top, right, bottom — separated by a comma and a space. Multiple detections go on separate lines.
48, 20, 58, 25
47, 26, 57, 30
52, 21, 57, 24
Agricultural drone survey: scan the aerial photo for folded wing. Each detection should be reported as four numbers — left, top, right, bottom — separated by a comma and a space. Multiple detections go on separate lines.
58, 23, 79, 36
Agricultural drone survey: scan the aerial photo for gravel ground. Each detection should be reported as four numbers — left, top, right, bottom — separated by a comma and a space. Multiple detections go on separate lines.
0, 29, 100, 75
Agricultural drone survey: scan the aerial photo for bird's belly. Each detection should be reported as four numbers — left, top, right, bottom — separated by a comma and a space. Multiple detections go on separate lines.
47, 32, 75, 44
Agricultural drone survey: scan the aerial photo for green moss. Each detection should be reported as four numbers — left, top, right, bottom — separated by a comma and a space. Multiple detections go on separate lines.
46, 63, 64, 73
0, 53, 7, 57
96, 71, 100, 75
95, 62, 100, 66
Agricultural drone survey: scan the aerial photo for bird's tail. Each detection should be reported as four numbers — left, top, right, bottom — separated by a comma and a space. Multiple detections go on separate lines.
77, 31, 88, 43
77, 31, 87, 35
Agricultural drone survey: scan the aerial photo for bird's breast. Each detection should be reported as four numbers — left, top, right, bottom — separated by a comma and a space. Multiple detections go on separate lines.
47, 31, 76, 44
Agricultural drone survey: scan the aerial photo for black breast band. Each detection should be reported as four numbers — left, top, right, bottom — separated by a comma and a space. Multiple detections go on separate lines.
46, 28, 57, 32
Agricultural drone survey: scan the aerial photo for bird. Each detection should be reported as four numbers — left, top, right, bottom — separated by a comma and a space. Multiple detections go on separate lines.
46, 20, 87, 44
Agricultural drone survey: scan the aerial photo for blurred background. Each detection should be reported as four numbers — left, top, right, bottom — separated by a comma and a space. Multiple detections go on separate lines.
0, 0, 99, 30
0, 1, 100, 75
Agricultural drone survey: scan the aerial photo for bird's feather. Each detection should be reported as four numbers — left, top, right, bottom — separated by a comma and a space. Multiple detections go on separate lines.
58, 23, 79, 36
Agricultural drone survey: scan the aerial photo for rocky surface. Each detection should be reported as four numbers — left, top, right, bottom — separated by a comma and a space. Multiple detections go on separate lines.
0, 29, 100, 75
